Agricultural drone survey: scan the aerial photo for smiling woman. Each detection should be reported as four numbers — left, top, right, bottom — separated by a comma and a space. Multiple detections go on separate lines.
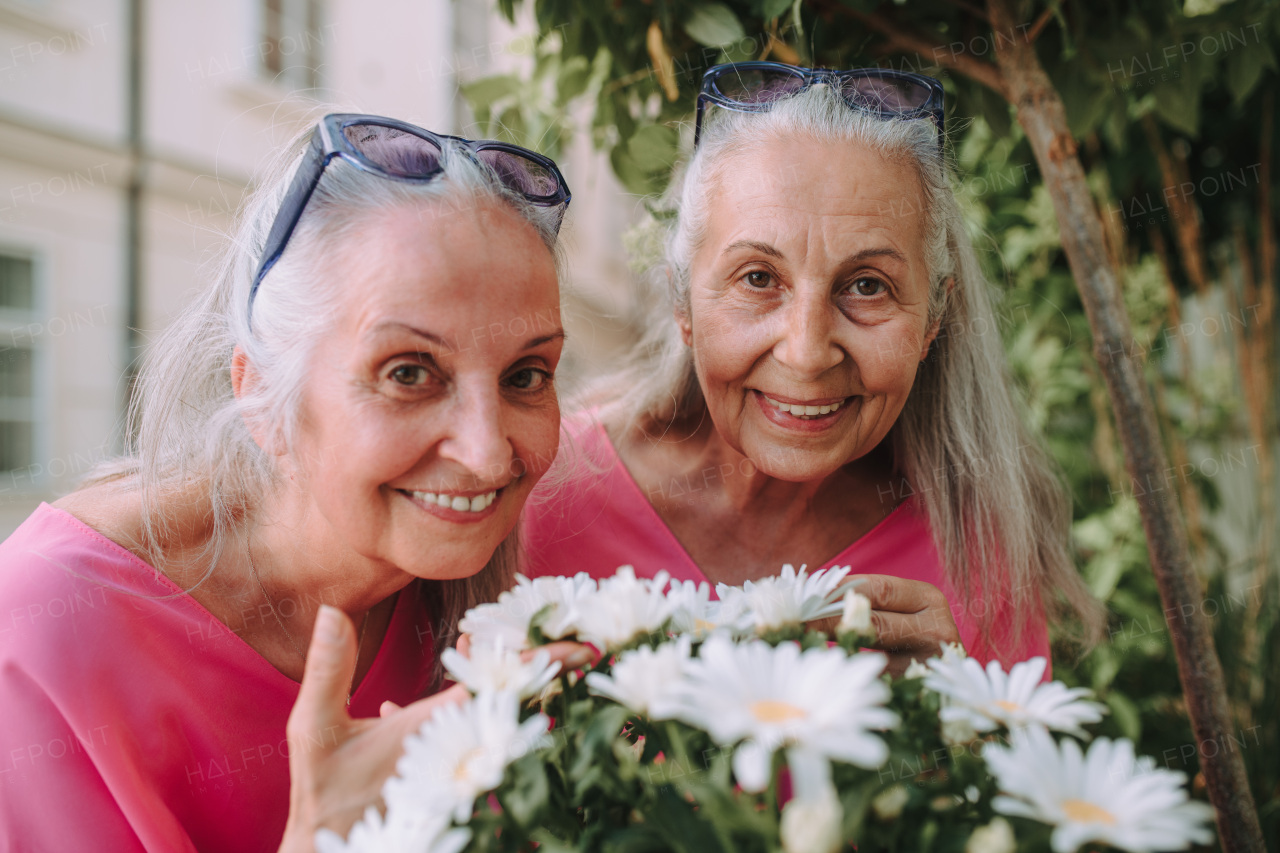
0, 114, 589, 852
523, 70, 1104, 674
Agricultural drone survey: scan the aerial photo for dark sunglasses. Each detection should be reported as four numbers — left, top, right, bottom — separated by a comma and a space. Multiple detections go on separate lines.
695, 62, 946, 152
249, 113, 572, 322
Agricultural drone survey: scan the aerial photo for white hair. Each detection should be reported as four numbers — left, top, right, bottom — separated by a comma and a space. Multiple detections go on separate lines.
589, 86, 1103, 650
87, 116, 566, 657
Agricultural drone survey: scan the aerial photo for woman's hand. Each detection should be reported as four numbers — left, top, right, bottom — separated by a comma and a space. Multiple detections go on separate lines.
845, 574, 962, 677
278, 605, 594, 853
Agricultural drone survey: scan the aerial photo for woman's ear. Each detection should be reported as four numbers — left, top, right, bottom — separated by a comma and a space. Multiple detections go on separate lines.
231, 346, 279, 454
675, 307, 693, 347
231, 345, 251, 400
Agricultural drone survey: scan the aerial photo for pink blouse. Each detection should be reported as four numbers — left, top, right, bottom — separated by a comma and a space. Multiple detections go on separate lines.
0, 503, 439, 852
521, 419, 1049, 669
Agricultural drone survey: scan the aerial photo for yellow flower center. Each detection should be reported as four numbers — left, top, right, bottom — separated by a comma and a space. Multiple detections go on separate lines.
694, 618, 718, 632
1061, 799, 1117, 825
993, 700, 1024, 713
750, 700, 807, 723
454, 748, 483, 781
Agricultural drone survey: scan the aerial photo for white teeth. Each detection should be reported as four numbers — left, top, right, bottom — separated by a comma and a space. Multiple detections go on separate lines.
762, 393, 847, 419
410, 489, 498, 512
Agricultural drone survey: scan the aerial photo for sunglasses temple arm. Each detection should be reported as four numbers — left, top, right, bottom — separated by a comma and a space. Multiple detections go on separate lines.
249, 133, 331, 322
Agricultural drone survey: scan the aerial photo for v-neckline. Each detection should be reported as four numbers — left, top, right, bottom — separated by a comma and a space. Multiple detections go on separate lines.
592, 424, 914, 587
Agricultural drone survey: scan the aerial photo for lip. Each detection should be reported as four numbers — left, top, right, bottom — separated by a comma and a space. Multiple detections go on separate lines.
754, 390, 850, 407
752, 390, 855, 433
398, 488, 502, 524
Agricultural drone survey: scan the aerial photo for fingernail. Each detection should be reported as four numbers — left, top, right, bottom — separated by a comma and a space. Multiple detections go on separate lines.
316, 605, 343, 643
565, 646, 596, 669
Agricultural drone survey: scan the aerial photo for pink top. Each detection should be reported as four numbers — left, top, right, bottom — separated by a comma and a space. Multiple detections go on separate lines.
521, 420, 1048, 669
0, 504, 439, 852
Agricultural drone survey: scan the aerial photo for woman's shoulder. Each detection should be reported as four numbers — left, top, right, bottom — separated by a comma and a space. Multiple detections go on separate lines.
0, 496, 177, 668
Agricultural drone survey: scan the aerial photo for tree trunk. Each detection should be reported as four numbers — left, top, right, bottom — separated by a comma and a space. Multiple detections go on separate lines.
985, 0, 1265, 848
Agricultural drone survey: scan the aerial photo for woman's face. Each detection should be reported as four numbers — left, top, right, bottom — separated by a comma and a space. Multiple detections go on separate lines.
286, 199, 562, 581
683, 134, 940, 482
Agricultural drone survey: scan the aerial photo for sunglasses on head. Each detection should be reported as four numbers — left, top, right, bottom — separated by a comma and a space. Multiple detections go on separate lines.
695, 62, 946, 153
249, 113, 572, 323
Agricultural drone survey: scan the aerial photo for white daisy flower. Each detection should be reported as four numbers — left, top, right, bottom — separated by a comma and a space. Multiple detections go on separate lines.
924, 656, 1106, 737
458, 572, 596, 649
984, 726, 1215, 853
573, 566, 674, 651
440, 638, 560, 699
666, 579, 727, 638
383, 690, 551, 824
717, 564, 853, 635
666, 635, 897, 791
314, 805, 469, 853
584, 635, 692, 718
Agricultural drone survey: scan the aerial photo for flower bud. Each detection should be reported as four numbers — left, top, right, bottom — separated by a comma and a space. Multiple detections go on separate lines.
941, 716, 979, 746
965, 817, 1015, 853
870, 784, 909, 821
780, 787, 842, 853
837, 591, 872, 635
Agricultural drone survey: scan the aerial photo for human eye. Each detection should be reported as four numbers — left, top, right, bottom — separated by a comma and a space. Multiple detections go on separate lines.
505, 366, 552, 391
847, 276, 887, 297
741, 269, 774, 289
386, 358, 437, 389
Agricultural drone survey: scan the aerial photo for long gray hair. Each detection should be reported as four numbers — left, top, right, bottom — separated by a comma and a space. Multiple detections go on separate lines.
592, 86, 1103, 650
86, 113, 566, 654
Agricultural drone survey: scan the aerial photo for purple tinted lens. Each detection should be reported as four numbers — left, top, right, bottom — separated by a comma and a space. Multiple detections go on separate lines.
343, 124, 443, 176
477, 149, 559, 200
713, 67, 806, 104
842, 75, 932, 114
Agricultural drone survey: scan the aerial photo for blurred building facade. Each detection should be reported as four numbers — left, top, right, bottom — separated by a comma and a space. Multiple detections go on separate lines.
0, 0, 639, 535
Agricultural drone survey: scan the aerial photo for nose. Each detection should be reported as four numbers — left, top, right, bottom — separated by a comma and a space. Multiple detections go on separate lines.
437, 384, 515, 486
772, 293, 844, 378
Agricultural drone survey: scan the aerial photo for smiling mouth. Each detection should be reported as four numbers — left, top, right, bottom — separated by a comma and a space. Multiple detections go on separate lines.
759, 392, 851, 419
399, 488, 498, 513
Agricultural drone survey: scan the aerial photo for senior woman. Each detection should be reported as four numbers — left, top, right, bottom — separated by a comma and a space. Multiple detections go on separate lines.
0, 114, 591, 851
523, 63, 1103, 670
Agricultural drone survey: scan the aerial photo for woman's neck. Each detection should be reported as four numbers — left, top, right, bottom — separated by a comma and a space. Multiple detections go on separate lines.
615, 415, 901, 586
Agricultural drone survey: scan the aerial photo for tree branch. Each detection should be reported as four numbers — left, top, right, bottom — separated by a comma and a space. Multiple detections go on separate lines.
842, 8, 1008, 100
1026, 4, 1055, 42
985, 0, 1265, 848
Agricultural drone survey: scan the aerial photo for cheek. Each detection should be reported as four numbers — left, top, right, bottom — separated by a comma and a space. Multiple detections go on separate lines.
693, 313, 774, 385
512, 400, 562, 482
849, 326, 926, 394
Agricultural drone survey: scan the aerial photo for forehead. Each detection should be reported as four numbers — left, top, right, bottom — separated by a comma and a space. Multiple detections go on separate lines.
334, 199, 560, 341
702, 134, 929, 254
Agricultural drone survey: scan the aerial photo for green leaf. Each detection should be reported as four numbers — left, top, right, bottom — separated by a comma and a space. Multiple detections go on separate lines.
1225, 42, 1274, 105
499, 753, 550, 827
558, 55, 592, 102
1152, 76, 1200, 136
626, 124, 680, 174
761, 0, 792, 21
461, 75, 523, 108
1106, 691, 1142, 741
684, 3, 746, 48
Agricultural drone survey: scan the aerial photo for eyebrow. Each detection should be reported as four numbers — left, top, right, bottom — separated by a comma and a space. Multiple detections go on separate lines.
722, 241, 909, 267
368, 321, 567, 351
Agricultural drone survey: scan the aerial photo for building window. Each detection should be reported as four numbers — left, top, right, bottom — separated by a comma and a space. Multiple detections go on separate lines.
0, 254, 37, 475
262, 0, 324, 93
